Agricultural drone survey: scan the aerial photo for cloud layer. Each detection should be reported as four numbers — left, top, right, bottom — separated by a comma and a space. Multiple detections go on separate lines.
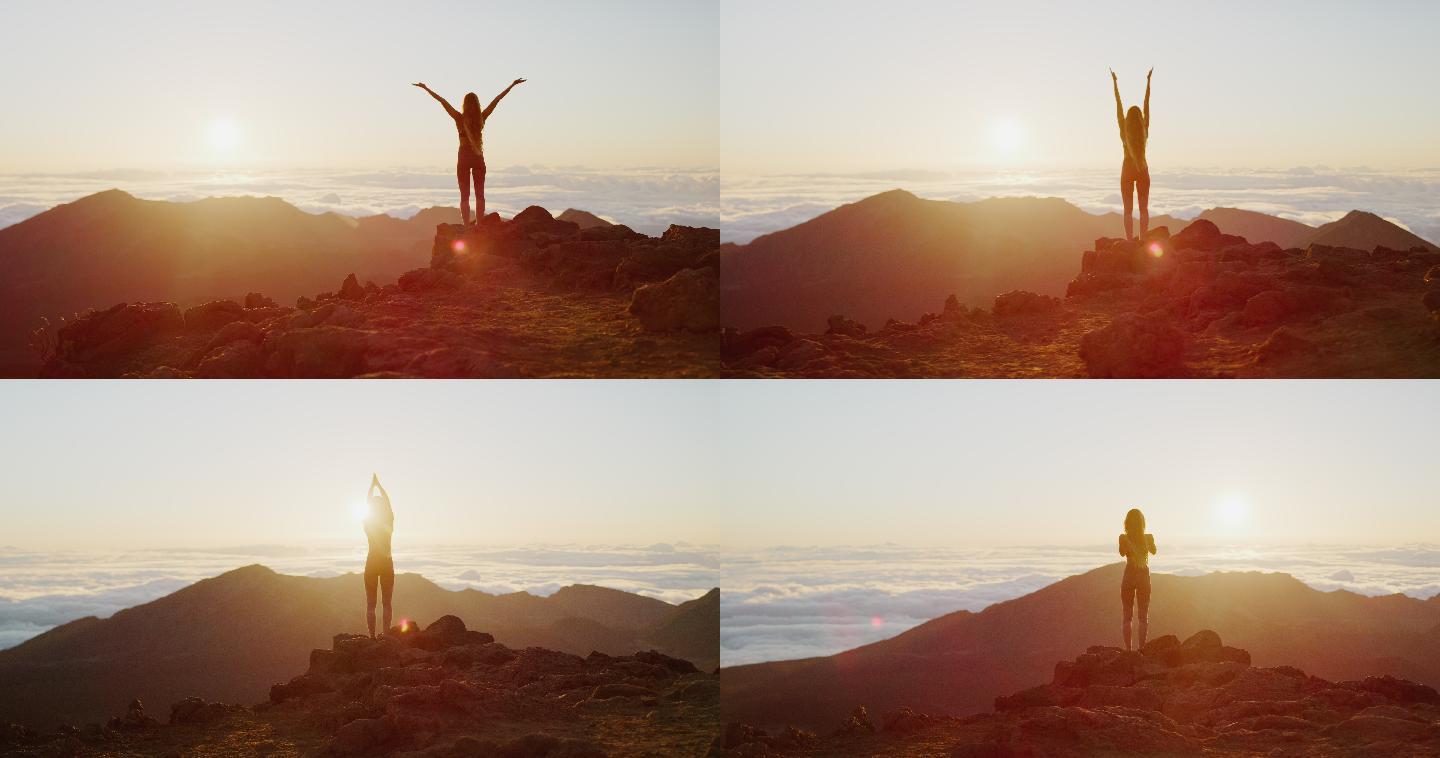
721, 543, 1440, 667
0, 166, 719, 238
721, 168, 1440, 245
0, 543, 718, 651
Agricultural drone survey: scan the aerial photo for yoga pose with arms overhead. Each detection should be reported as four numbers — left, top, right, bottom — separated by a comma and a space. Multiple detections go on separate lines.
363, 473, 395, 637
412, 78, 526, 226
1119, 507, 1157, 650
1110, 67, 1152, 240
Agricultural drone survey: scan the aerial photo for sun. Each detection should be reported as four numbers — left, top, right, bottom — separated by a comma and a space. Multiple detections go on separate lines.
1215, 495, 1251, 531
207, 118, 242, 152
989, 117, 1024, 155
351, 501, 370, 522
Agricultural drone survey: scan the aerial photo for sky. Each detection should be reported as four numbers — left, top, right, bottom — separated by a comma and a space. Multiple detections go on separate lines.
0, 0, 717, 172
714, 380, 1440, 547
0, 381, 719, 550
721, 0, 1440, 174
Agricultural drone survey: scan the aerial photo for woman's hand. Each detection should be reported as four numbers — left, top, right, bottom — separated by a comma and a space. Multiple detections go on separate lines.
1146, 67, 1153, 81
513, 78, 526, 86
1110, 68, 1117, 82
412, 82, 427, 89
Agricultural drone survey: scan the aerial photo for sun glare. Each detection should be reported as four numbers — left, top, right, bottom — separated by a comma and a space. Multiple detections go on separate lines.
989, 118, 1024, 155
1215, 495, 1251, 530
351, 501, 369, 522
208, 118, 242, 152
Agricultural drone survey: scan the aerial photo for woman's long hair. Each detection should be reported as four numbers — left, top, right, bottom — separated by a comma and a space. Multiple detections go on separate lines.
1124, 508, 1146, 547
1124, 105, 1146, 155
461, 93, 484, 156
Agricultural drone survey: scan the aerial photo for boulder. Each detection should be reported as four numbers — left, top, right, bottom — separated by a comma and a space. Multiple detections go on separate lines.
194, 341, 264, 379
329, 717, 393, 756
184, 300, 245, 332
264, 326, 373, 378
54, 302, 183, 362
106, 698, 159, 731
994, 290, 1061, 317
835, 705, 876, 735
244, 292, 278, 309
338, 273, 365, 300
1079, 314, 1187, 378
168, 697, 231, 725
628, 267, 719, 332
825, 314, 867, 338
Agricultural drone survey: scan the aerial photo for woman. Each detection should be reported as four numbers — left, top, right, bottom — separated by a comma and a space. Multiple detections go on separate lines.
1110, 67, 1152, 240
1118, 507, 1156, 650
363, 473, 395, 637
412, 78, 527, 226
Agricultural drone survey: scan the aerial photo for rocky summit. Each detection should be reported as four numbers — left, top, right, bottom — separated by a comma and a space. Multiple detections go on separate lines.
33, 207, 720, 378
722, 220, 1440, 377
0, 615, 718, 757
717, 630, 1440, 757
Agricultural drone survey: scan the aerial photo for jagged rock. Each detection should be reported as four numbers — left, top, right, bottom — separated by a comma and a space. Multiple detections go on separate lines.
184, 300, 245, 332
629, 267, 719, 332
835, 705, 875, 735
194, 341, 264, 378
264, 326, 373, 378
106, 698, 159, 731
329, 716, 393, 755
168, 697, 232, 725
51, 302, 183, 363
1079, 313, 1186, 378
993, 290, 1061, 317
825, 314, 867, 338
661, 225, 720, 250
398, 268, 461, 293
339, 273, 365, 300
880, 706, 936, 734
244, 292, 278, 309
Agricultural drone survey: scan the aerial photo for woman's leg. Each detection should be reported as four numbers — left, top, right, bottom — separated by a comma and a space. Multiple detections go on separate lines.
1137, 170, 1151, 239
457, 156, 472, 226
364, 568, 379, 637
1136, 574, 1152, 647
474, 160, 487, 221
1121, 581, 1135, 650
380, 567, 395, 633
1121, 162, 1136, 241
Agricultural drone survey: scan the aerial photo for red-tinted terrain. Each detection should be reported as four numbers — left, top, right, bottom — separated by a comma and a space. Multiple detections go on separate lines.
0, 565, 718, 731
722, 195, 1440, 377
722, 564, 1440, 732
18, 198, 719, 378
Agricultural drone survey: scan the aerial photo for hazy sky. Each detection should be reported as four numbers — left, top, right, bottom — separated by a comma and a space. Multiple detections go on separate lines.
0, 381, 718, 549
0, 0, 717, 172
716, 381, 1440, 547
721, 0, 1440, 174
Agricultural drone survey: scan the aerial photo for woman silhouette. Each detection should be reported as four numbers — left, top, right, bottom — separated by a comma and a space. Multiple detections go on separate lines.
363, 473, 395, 637
1119, 507, 1156, 650
1110, 68, 1152, 240
413, 78, 526, 226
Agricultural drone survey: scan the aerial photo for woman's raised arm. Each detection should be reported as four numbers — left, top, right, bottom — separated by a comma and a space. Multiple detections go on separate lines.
413, 82, 461, 120
483, 78, 526, 119
1144, 68, 1152, 133
1110, 69, 1124, 135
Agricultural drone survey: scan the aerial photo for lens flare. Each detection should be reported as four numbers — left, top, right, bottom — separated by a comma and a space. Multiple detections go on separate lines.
1148, 242, 1164, 258
451, 240, 466, 254
869, 615, 884, 629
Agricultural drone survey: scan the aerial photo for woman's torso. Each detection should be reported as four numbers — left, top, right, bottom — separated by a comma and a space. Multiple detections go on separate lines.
1120, 532, 1152, 571
455, 115, 485, 157
365, 517, 393, 558
1121, 133, 1148, 175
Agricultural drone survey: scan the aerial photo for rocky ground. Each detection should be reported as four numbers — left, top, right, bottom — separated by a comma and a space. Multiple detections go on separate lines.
0, 615, 718, 757
722, 220, 1440, 377
33, 208, 719, 378
717, 630, 1440, 757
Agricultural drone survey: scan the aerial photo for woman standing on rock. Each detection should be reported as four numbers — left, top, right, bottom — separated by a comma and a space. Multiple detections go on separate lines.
1110, 67, 1152, 240
1119, 507, 1156, 650
412, 78, 526, 227
363, 473, 396, 637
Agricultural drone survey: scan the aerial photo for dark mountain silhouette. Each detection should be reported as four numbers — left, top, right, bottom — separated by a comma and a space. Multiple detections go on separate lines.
1303, 210, 1440, 253
0, 564, 718, 729
720, 190, 1189, 332
26, 207, 720, 378
721, 564, 1440, 732
1, 614, 718, 756
646, 588, 722, 672
720, 629, 1440, 756
1197, 207, 1316, 249
723, 219, 1440, 378
557, 208, 614, 229
0, 191, 453, 375
721, 191, 1440, 337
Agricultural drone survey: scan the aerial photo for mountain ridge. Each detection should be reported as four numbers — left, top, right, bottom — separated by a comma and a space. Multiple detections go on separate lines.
0, 563, 719, 729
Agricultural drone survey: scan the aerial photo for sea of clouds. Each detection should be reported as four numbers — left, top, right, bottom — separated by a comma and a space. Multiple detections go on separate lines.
721, 167, 1440, 246
0, 166, 719, 238
721, 543, 1440, 667
0, 543, 719, 651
